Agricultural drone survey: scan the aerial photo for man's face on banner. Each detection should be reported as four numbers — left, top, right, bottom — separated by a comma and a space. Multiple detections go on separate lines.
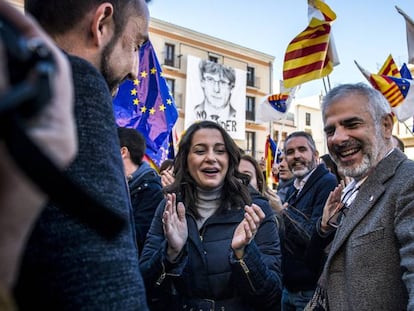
201, 72, 233, 110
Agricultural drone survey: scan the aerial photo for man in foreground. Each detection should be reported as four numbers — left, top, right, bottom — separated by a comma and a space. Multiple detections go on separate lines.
14, 0, 150, 309
308, 83, 414, 309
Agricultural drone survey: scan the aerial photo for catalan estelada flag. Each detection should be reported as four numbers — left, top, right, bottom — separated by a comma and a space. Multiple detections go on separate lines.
377, 55, 403, 123
370, 75, 405, 108
355, 60, 414, 122
113, 40, 178, 168
370, 74, 414, 121
283, 0, 337, 88
257, 86, 298, 122
257, 93, 289, 122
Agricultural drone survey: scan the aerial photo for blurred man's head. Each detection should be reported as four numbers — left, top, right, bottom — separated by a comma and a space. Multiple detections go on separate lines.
25, 0, 150, 96
117, 127, 146, 176
274, 153, 294, 182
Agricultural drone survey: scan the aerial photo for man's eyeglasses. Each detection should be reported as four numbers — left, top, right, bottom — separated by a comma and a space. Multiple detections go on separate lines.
204, 76, 231, 88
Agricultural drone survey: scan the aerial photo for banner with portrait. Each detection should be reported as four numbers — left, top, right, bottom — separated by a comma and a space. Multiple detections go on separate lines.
185, 55, 246, 140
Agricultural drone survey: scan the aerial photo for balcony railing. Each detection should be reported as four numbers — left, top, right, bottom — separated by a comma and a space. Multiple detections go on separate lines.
163, 54, 181, 69
246, 76, 260, 88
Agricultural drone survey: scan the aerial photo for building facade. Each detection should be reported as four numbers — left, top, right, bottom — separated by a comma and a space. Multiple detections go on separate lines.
9, 0, 413, 160
149, 17, 296, 159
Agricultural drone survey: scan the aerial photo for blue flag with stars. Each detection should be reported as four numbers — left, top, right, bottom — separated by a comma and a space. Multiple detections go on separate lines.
113, 40, 178, 168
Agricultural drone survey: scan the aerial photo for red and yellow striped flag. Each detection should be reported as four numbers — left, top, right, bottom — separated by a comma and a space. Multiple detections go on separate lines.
378, 54, 401, 77
283, 0, 337, 88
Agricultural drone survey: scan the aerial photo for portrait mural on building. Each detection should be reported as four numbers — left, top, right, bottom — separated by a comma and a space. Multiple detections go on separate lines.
185, 55, 246, 140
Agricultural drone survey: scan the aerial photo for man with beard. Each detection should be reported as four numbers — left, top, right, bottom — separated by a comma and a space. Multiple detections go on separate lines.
14, 1, 150, 309
276, 131, 337, 310
305, 83, 414, 310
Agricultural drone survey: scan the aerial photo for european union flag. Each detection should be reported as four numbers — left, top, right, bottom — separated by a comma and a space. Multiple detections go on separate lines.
113, 40, 178, 168
167, 130, 175, 160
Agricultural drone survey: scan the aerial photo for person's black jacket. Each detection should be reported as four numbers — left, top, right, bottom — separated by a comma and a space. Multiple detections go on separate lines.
281, 164, 337, 292
14, 55, 148, 310
140, 191, 283, 311
128, 161, 164, 254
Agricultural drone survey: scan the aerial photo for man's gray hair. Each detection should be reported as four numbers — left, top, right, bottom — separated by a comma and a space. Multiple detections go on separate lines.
321, 83, 391, 124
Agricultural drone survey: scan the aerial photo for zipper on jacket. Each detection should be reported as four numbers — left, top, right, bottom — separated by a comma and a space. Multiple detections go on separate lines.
155, 260, 181, 286
199, 224, 207, 242
238, 258, 256, 292
155, 262, 166, 286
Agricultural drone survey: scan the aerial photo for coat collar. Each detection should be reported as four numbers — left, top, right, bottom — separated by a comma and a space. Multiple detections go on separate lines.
325, 149, 407, 266
291, 164, 331, 203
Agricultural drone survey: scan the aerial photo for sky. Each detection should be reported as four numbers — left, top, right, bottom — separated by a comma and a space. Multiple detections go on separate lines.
146, 0, 414, 99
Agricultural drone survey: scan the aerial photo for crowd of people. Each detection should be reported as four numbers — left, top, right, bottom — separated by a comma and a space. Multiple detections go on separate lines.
1, 0, 413, 310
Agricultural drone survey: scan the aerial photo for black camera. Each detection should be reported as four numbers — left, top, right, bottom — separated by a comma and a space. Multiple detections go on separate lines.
0, 14, 55, 118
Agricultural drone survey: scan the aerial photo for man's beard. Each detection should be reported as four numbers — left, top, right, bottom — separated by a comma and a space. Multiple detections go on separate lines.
292, 166, 310, 179
338, 154, 371, 180
292, 156, 316, 179
334, 129, 384, 180
100, 37, 122, 96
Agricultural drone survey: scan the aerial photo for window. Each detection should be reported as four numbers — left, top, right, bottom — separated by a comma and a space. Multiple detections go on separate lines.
246, 66, 255, 87
166, 78, 175, 97
164, 43, 175, 67
274, 131, 288, 147
245, 131, 256, 157
165, 78, 179, 107
246, 96, 255, 121
305, 112, 311, 126
208, 55, 218, 63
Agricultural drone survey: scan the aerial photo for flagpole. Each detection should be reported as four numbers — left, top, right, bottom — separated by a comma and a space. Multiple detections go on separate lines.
326, 75, 332, 91
402, 121, 414, 136
322, 77, 328, 95
267, 120, 273, 188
